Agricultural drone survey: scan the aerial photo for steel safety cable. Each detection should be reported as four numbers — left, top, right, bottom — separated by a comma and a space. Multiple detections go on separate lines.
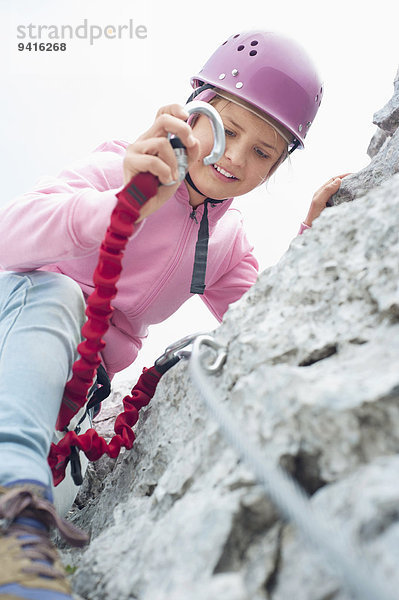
189, 335, 396, 600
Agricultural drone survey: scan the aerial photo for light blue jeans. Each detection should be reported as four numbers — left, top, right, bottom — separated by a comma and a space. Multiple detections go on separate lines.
0, 270, 86, 488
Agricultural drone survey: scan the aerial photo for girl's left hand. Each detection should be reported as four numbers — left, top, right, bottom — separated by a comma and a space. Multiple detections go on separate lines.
304, 173, 352, 227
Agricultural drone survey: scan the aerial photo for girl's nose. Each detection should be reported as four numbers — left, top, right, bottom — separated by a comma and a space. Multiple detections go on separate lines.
224, 138, 246, 167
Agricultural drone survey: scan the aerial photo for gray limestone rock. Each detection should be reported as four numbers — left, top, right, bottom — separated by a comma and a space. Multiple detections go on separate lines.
271, 456, 399, 600
373, 65, 399, 134
367, 126, 390, 159
330, 63, 399, 205
60, 70, 399, 600
329, 127, 399, 204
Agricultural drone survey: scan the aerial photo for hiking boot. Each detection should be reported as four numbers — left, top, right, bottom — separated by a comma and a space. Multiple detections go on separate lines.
0, 482, 89, 599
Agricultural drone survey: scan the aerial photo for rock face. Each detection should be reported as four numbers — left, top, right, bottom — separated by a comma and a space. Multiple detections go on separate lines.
62, 66, 399, 600
329, 65, 399, 205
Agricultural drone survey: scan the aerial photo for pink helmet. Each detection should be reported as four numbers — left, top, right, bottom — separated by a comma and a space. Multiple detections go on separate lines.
190, 30, 323, 151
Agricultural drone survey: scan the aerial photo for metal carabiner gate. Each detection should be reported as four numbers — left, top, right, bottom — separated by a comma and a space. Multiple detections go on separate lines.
165, 100, 226, 185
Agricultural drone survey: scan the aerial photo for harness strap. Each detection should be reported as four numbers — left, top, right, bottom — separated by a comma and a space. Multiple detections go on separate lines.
86, 364, 111, 414
190, 199, 210, 294
185, 171, 226, 295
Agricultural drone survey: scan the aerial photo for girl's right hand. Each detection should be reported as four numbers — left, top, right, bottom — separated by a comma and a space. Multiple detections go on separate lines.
123, 104, 200, 222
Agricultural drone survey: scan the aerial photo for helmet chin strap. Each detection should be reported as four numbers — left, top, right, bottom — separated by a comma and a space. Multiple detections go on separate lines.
185, 82, 215, 104
185, 170, 206, 198
185, 170, 224, 203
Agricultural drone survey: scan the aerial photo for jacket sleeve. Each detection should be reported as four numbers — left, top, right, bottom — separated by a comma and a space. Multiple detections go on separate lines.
0, 140, 143, 271
298, 221, 311, 235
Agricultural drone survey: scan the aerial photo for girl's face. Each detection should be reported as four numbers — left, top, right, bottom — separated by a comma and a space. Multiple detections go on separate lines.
187, 99, 287, 205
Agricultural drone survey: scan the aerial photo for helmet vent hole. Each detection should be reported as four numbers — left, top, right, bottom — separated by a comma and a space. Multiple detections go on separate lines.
233, 34, 240, 38
249, 50, 257, 56
314, 94, 318, 102
250, 40, 258, 46
237, 45, 245, 51
222, 40, 228, 45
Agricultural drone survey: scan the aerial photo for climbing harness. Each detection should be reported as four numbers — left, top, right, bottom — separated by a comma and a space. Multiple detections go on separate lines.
48, 101, 225, 487
188, 334, 396, 600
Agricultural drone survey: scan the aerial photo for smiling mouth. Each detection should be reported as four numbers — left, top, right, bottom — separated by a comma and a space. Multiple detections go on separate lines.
212, 163, 238, 180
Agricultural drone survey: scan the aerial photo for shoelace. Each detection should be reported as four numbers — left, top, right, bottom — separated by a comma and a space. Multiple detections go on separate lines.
3, 521, 66, 580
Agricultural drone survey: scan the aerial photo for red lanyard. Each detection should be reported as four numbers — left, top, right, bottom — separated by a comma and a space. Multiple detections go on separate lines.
48, 172, 158, 486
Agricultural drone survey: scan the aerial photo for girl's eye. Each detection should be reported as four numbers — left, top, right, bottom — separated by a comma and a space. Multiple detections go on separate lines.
254, 147, 270, 159
224, 128, 270, 159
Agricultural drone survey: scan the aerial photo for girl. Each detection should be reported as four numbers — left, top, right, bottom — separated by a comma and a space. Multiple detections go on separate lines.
0, 30, 346, 599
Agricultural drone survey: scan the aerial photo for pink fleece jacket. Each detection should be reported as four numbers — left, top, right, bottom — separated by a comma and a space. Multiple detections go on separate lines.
0, 140, 267, 378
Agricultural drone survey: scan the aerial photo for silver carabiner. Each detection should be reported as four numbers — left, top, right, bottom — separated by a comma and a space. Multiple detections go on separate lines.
185, 100, 226, 166
191, 334, 227, 375
155, 331, 209, 368
165, 101, 226, 185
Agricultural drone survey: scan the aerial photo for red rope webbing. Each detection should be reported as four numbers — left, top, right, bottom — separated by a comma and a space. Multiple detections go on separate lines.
48, 172, 159, 486
48, 366, 162, 486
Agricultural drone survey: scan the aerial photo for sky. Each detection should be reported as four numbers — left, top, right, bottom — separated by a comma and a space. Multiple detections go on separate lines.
1, 0, 398, 386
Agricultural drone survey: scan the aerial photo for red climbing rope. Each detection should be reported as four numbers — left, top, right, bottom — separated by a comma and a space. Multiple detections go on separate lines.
48, 172, 159, 486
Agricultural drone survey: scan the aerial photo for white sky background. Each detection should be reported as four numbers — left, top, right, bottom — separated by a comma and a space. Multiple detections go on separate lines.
1, 0, 398, 387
